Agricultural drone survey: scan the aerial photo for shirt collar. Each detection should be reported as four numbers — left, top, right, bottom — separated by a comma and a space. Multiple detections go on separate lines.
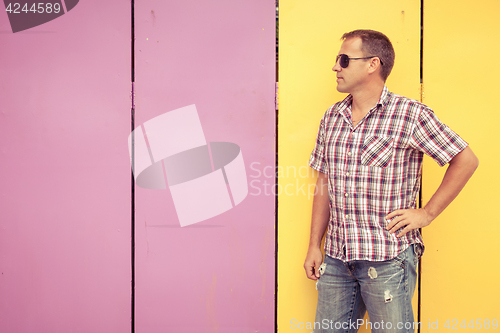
334, 85, 391, 117
377, 85, 391, 110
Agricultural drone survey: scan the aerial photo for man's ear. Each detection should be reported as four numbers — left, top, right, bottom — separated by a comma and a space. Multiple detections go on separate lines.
367, 57, 382, 75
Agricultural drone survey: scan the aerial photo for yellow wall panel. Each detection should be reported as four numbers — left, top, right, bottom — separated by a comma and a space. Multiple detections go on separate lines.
421, 1, 500, 330
278, 1, 421, 331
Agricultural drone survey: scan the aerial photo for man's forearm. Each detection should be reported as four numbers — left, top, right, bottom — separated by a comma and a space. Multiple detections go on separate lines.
308, 172, 330, 248
304, 171, 330, 279
423, 146, 479, 220
386, 146, 479, 236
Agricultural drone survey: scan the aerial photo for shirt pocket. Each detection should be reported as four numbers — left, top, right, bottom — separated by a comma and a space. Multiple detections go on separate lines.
361, 136, 394, 168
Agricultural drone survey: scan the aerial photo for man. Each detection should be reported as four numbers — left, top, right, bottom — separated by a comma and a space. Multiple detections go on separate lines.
304, 30, 478, 332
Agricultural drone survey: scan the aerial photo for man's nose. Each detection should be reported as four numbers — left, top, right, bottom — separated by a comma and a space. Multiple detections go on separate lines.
332, 61, 341, 72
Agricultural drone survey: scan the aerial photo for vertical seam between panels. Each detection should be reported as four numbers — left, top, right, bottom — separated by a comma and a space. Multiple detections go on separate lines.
131, 0, 136, 332
274, 1, 279, 332
417, 1, 424, 332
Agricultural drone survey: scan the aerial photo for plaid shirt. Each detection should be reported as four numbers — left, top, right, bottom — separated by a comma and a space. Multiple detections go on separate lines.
309, 86, 468, 262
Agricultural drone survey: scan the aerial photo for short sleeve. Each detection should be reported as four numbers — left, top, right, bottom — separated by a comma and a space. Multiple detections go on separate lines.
309, 116, 328, 173
410, 108, 468, 166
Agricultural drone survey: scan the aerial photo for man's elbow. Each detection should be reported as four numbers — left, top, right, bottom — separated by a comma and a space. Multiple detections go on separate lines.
465, 146, 479, 172
452, 146, 479, 174
470, 150, 479, 172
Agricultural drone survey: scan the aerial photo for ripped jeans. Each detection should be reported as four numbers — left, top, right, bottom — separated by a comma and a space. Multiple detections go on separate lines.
314, 245, 420, 333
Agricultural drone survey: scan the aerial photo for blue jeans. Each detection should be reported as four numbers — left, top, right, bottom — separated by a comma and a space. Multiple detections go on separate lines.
314, 245, 420, 333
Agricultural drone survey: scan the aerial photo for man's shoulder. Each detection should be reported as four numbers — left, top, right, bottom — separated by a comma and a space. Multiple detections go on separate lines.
387, 92, 434, 115
389, 92, 422, 106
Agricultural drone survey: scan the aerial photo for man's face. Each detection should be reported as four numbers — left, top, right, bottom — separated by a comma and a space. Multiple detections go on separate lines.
332, 37, 370, 94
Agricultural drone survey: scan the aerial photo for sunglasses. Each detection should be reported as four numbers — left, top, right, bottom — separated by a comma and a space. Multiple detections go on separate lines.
336, 54, 383, 68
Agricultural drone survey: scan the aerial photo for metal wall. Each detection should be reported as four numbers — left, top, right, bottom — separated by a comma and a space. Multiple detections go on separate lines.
133, 1, 276, 332
278, 1, 420, 332
421, 0, 499, 330
0, 1, 131, 331
0, 1, 276, 332
278, 1, 496, 332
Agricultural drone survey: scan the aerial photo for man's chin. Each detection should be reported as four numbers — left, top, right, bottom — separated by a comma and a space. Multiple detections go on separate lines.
336, 85, 348, 93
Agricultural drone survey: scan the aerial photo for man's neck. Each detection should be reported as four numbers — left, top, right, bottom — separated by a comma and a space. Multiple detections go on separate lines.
350, 83, 385, 115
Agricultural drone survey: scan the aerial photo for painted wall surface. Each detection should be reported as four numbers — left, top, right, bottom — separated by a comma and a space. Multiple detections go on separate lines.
420, 0, 500, 330
277, 1, 421, 332
0, 1, 131, 333
9, 1, 498, 332
133, 1, 276, 332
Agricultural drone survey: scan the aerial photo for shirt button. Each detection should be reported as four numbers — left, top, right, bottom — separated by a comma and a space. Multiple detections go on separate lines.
345, 214, 349, 219
344, 193, 349, 197
347, 152, 352, 156
346, 172, 350, 176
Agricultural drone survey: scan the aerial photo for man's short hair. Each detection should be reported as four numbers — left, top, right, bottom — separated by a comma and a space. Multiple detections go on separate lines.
341, 29, 395, 82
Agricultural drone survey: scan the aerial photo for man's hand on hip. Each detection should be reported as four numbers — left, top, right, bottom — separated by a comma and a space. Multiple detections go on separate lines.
385, 208, 433, 237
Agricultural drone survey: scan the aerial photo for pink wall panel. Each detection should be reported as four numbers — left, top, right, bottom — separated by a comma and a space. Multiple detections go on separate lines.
134, 1, 276, 332
0, 1, 131, 332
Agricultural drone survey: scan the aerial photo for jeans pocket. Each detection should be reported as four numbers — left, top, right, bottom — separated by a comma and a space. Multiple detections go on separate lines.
413, 243, 422, 266
389, 249, 406, 269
